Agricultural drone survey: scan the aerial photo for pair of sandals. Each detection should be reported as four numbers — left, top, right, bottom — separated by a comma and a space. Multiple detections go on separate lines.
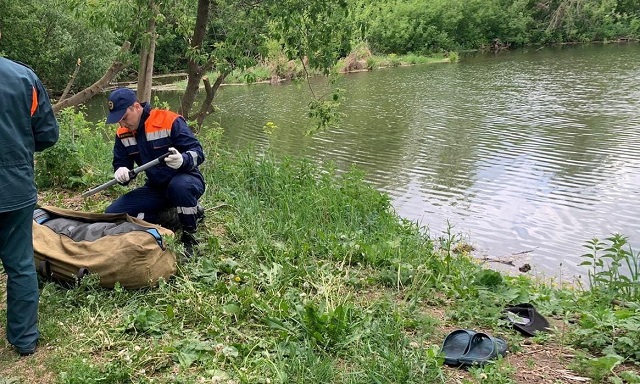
440, 303, 549, 367
440, 329, 508, 367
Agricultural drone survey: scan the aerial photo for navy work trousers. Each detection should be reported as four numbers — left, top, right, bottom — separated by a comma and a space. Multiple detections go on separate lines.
106, 173, 205, 231
0, 204, 39, 351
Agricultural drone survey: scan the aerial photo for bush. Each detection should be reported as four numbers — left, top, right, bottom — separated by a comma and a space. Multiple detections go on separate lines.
35, 108, 112, 189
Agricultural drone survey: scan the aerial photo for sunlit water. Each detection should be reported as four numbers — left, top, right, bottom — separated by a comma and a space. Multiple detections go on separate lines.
86, 44, 640, 278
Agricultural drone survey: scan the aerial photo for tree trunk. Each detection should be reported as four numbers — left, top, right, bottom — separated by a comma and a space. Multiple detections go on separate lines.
194, 72, 227, 129
53, 42, 131, 114
137, 0, 157, 103
138, 46, 150, 100
59, 58, 82, 102
180, 0, 211, 121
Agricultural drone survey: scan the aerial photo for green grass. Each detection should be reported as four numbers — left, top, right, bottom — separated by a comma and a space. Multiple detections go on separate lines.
5, 109, 639, 383
342, 52, 453, 72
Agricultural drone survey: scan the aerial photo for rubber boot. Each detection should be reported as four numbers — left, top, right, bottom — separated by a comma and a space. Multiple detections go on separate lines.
196, 203, 205, 225
156, 208, 181, 231
180, 231, 198, 261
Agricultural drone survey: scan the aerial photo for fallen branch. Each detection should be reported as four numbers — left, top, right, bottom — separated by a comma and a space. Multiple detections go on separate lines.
53, 41, 131, 114
59, 58, 82, 102
482, 257, 515, 266
510, 248, 536, 256
612, 299, 634, 308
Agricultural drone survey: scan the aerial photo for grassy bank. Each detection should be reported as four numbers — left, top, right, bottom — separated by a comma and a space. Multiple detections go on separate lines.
0, 111, 638, 383
164, 46, 456, 90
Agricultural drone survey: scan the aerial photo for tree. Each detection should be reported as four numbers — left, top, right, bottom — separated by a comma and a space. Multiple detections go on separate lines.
180, 0, 354, 130
53, 42, 131, 113
29, 0, 353, 130
0, 0, 120, 93
137, 0, 159, 103
68, 0, 178, 102
180, 0, 220, 126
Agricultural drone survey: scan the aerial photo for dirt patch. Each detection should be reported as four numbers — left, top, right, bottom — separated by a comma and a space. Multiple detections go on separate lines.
420, 302, 593, 384
0, 332, 56, 384
440, 336, 590, 384
0, 352, 56, 384
38, 189, 101, 210
505, 343, 590, 384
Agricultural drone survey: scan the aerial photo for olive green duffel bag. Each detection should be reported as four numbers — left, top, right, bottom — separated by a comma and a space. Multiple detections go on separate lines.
32, 206, 177, 289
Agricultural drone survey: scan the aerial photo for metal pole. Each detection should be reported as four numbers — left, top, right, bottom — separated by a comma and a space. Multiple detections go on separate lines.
81, 152, 171, 198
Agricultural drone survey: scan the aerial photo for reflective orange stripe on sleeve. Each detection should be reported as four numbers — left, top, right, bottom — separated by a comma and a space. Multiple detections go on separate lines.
31, 86, 38, 116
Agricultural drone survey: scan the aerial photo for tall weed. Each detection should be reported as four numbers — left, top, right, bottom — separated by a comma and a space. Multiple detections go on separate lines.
580, 234, 640, 302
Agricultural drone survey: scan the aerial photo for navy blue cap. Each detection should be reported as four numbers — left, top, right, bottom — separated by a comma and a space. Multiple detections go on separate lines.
106, 88, 137, 124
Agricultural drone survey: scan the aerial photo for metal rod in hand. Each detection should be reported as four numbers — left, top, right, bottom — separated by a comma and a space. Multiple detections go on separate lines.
81, 152, 171, 198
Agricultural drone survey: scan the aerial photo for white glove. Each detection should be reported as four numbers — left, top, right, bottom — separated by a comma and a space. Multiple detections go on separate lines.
114, 167, 131, 183
165, 147, 184, 169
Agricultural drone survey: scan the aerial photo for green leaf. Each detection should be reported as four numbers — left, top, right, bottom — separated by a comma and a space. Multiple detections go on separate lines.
263, 317, 290, 332
223, 303, 241, 315
620, 371, 640, 383
614, 309, 636, 320
176, 350, 199, 367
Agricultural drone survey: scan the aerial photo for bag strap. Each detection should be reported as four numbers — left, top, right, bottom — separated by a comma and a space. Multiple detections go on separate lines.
37, 260, 91, 287
38, 260, 52, 281
77, 268, 90, 280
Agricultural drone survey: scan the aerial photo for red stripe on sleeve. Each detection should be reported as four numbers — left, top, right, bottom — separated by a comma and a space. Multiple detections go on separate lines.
31, 86, 38, 116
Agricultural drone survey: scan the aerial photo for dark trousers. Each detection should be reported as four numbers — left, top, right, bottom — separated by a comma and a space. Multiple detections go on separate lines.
106, 173, 205, 231
0, 204, 39, 350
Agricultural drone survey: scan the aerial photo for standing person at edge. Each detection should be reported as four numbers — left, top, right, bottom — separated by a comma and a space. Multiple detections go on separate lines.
0, 54, 59, 356
104, 88, 205, 257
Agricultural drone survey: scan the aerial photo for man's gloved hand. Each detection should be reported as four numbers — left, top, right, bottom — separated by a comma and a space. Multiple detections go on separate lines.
165, 147, 184, 169
114, 167, 131, 183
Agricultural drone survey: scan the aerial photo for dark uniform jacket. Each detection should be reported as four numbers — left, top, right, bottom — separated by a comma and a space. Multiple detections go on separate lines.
112, 103, 205, 187
0, 57, 59, 212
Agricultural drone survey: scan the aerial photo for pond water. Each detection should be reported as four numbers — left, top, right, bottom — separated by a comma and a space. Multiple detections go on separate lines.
84, 43, 640, 279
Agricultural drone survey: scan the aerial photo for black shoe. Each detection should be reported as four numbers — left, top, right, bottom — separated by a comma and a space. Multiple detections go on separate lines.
16, 342, 37, 357
180, 231, 198, 260
196, 204, 205, 224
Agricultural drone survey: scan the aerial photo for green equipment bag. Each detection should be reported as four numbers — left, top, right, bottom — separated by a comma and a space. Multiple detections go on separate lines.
32, 206, 177, 289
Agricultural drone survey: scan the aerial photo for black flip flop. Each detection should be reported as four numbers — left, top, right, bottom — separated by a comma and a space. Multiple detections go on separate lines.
440, 329, 476, 366
504, 303, 550, 336
458, 332, 508, 367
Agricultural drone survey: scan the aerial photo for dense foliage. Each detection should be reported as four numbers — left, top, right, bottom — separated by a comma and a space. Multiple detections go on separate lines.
0, 0, 119, 92
356, 0, 640, 54
1, 0, 639, 94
